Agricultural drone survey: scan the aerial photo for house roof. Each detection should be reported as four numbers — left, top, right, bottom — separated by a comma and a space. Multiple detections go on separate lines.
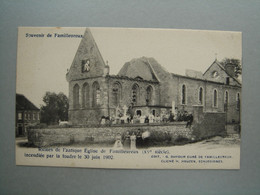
171, 72, 240, 88
16, 94, 40, 111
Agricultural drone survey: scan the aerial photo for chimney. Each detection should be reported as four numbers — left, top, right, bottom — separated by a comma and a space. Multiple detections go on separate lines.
225, 63, 236, 77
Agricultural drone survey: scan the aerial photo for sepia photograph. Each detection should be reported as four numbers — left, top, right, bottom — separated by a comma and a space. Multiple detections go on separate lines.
16, 27, 242, 169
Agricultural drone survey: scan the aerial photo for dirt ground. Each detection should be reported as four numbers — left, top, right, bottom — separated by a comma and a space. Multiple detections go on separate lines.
16, 134, 240, 149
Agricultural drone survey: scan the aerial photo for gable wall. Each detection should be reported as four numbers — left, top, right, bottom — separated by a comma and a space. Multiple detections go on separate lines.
66, 29, 106, 82
203, 62, 240, 86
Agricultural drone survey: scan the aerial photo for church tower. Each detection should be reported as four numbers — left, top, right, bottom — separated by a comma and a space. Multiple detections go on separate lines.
66, 28, 109, 125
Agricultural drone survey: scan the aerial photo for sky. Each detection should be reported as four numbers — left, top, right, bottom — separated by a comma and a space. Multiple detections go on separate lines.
16, 27, 242, 108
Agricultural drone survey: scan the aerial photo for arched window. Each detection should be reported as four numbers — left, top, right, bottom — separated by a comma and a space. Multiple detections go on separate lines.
236, 92, 240, 101
181, 84, 186, 105
213, 89, 218, 108
82, 83, 90, 108
132, 84, 139, 105
92, 82, 100, 107
224, 91, 229, 105
73, 84, 80, 109
146, 86, 153, 105
112, 82, 121, 106
199, 87, 203, 105
136, 110, 142, 116
236, 92, 240, 109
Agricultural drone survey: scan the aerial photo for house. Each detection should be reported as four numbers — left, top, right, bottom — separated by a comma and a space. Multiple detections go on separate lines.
16, 94, 40, 137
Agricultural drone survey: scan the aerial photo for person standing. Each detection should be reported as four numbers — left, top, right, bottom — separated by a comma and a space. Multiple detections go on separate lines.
130, 132, 136, 149
168, 111, 174, 122
186, 113, 193, 128
136, 129, 142, 148
123, 131, 131, 149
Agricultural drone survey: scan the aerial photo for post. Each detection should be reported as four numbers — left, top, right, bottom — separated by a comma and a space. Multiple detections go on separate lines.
237, 99, 241, 137
172, 100, 176, 115
123, 105, 128, 116
224, 103, 227, 134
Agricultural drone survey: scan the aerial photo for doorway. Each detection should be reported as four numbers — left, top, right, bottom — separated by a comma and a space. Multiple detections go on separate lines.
18, 125, 23, 136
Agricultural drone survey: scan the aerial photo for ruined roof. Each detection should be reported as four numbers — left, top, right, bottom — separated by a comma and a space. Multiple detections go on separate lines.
118, 57, 170, 82
117, 57, 241, 88
107, 74, 159, 84
16, 94, 40, 111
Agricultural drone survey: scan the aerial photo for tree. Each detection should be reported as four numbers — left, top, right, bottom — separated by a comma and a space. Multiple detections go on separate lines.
220, 58, 242, 78
40, 92, 69, 125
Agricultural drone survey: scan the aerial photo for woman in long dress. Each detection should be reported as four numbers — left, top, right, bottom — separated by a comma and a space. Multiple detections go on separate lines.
113, 133, 123, 148
130, 132, 136, 150
136, 130, 142, 148
123, 131, 131, 149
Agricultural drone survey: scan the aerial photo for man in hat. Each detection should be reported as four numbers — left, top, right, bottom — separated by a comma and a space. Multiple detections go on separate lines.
186, 112, 193, 128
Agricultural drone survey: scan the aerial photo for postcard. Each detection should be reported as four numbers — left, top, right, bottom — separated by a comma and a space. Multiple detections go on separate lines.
16, 27, 242, 169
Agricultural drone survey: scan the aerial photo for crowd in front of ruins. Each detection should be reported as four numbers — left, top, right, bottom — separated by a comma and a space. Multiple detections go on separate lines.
100, 110, 193, 126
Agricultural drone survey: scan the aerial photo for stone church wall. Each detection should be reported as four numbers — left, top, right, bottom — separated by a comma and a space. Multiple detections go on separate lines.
68, 77, 109, 125
224, 87, 241, 123
167, 75, 241, 123
174, 76, 207, 112
204, 82, 224, 112
68, 76, 163, 124
107, 78, 160, 108
67, 74, 241, 125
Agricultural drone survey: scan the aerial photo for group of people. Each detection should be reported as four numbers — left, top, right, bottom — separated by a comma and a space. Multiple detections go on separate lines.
101, 110, 194, 128
101, 111, 175, 125
113, 130, 151, 149
176, 111, 193, 122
